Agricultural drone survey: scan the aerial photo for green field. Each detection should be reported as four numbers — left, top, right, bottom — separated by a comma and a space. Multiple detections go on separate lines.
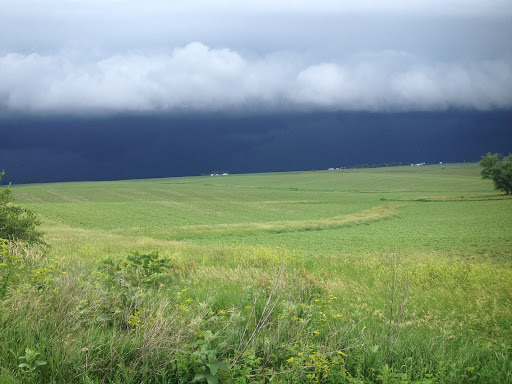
1, 164, 512, 383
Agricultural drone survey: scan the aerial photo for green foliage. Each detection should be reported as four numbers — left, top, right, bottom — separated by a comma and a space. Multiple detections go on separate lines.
0, 238, 24, 298
99, 250, 194, 289
18, 347, 47, 379
94, 250, 196, 330
0, 171, 44, 244
479, 153, 512, 195
192, 331, 228, 384
0, 239, 60, 299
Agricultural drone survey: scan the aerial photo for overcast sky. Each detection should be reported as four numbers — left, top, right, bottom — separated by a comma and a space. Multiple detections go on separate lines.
1, 0, 511, 114
1, 1, 512, 183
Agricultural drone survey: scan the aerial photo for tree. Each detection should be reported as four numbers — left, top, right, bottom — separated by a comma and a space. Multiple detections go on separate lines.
0, 170, 44, 243
479, 153, 512, 195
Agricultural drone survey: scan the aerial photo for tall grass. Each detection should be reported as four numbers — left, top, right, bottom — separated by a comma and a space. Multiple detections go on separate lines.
1, 241, 511, 383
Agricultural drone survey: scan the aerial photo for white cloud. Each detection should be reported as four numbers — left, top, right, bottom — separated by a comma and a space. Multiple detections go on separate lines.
1, 43, 511, 114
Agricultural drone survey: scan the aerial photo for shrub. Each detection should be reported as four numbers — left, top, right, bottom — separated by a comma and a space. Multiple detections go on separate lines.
0, 171, 44, 244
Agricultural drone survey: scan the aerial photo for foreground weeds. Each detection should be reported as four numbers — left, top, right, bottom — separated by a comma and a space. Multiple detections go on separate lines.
1, 241, 511, 383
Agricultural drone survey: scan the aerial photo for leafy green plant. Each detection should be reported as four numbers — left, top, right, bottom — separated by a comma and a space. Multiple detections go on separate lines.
99, 250, 194, 288
18, 347, 47, 379
192, 331, 229, 384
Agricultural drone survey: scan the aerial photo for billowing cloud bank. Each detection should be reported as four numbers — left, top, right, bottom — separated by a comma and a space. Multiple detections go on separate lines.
1, 43, 511, 114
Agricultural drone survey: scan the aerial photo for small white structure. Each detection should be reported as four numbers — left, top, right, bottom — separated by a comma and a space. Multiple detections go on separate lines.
328, 168, 335, 170
222, 173, 229, 176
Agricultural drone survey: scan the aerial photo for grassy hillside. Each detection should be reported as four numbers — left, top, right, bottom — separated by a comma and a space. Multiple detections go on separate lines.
2, 164, 511, 383
12, 163, 512, 259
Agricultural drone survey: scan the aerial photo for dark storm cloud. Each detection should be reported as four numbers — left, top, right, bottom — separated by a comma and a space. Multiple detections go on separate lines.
1, 111, 511, 184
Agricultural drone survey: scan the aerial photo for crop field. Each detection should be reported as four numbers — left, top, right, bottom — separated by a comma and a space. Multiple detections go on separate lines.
1, 163, 511, 383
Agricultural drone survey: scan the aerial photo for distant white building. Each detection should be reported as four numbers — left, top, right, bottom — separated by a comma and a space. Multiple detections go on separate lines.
222, 173, 229, 176
328, 168, 335, 170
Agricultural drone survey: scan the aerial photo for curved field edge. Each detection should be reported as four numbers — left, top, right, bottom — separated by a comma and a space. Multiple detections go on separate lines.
147, 203, 405, 240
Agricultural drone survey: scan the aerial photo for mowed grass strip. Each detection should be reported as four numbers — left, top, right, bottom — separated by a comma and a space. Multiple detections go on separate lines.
154, 203, 404, 240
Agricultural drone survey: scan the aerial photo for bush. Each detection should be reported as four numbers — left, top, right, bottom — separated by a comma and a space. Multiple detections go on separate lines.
0, 171, 44, 244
